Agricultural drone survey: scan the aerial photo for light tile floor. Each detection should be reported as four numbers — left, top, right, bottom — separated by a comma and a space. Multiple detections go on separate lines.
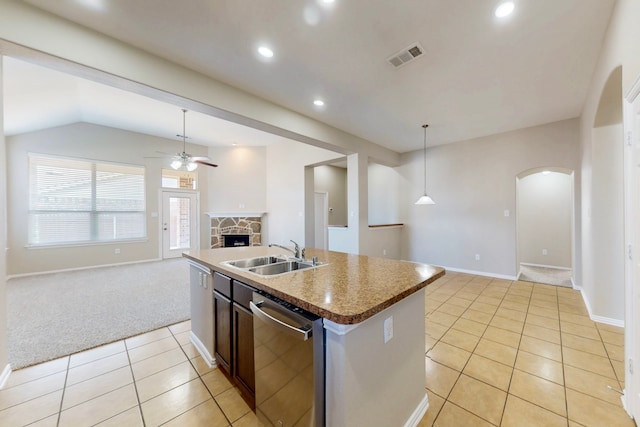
0, 321, 256, 426
419, 272, 635, 427
0, 272, 636, 426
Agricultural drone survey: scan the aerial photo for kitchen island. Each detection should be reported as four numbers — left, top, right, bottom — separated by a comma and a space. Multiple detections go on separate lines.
184, 246, 444, 427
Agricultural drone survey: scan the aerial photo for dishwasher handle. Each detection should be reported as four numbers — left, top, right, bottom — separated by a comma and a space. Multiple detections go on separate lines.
250, 300, 312, 341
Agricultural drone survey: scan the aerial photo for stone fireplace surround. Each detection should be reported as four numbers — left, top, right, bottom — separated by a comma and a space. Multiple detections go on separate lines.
208, 213, 264, 249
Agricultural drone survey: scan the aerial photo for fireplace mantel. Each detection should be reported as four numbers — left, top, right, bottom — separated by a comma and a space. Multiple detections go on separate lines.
206, 212, 266, 218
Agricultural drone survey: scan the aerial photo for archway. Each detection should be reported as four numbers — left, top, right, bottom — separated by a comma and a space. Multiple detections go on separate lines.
516, 167, 574, 286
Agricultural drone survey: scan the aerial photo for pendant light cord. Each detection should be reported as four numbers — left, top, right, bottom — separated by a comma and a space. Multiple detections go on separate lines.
422, 124, 428, 194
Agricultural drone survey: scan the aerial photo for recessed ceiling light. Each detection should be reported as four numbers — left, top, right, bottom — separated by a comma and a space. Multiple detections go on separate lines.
322, 0, 335, 3
258, 46, 274, 58
313, 99, 325, 107
495, 2, 515, 18
75, 0, 106, 11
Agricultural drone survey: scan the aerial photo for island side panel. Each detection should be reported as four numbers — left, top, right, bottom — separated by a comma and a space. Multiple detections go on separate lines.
324, 289, 427, 426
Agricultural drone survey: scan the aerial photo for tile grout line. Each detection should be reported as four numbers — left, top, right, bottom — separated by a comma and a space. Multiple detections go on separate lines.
496, 278, 534, 427
425, 275, 475, 425
429, 277, 502, 425
169, 325, 234, 426
55, 356, 71, 427
124, 335, 147, 427
556, 284, 571, 424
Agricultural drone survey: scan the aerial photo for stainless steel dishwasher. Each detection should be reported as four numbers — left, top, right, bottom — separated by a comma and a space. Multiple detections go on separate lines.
250, 292, 325, 426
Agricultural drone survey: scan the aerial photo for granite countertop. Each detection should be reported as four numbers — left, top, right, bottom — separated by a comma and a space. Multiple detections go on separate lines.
183, 247, 445, 325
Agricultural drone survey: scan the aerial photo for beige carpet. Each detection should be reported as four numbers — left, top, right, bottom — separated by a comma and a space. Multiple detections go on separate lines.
7, 258, 190, 369
518, 264, 573, 287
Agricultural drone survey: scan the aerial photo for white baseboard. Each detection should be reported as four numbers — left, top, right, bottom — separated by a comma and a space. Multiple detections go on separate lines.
189, 332, 216, 368
7, 257, 164, 279
579, 289, 625, 328
404, 393, 429, 427
0, 364, 12, 389
442, 266, 517, 281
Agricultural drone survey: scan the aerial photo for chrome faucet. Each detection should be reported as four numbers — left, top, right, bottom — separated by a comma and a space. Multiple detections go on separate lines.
269, 240, 304, 260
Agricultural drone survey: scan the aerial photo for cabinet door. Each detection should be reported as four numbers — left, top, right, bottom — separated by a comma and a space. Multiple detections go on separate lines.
233, 302, 255, 409
214, 291, 232, 375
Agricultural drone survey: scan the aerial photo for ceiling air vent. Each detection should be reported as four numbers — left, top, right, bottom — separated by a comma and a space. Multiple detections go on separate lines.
386, 43, 425, 68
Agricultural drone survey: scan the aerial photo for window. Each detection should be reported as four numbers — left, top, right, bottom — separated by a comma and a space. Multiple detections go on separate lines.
161, 169, 197, 189
28, 154, 146, 246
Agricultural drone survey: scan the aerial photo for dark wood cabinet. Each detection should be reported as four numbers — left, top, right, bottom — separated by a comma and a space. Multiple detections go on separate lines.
233, 280, 256, 408
234, 302, 255, 408
212, 272, 255, 408
213, 272, 232, 375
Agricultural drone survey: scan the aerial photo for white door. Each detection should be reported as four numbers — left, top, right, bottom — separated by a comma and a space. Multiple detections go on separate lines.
314, 192, 328, 250
624, 79, 640, 420
161, 191, 199, 259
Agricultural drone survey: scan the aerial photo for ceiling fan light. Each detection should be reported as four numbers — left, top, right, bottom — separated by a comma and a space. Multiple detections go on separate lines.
186, 162, 198, 172
415, 194, 436, 205
170, 159, 183, 170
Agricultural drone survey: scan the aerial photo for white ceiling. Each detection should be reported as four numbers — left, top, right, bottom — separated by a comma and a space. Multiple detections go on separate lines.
9, 0, 616, 152
3, 57, 292, 148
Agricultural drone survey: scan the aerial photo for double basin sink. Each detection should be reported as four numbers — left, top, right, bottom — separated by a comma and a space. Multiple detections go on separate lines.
223, 255, 325, 276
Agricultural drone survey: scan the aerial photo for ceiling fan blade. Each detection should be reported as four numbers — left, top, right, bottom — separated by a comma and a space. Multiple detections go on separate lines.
155, 150, 175, 156
190, 156, 211, 161
194, 160, 218, 168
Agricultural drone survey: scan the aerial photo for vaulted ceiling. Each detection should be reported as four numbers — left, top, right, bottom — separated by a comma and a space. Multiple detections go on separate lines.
8, 0, 616, 152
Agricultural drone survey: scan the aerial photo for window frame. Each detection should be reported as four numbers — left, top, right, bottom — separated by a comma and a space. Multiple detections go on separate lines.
27, 153, 147, 247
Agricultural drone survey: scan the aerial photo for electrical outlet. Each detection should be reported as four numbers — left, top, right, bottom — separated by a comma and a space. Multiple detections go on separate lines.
383, 249, 387, 256
504, 210, 510, 217
384, 316, 393, 343
542, 249, 548, 255
475, 254, 480, 261
114, 248, 120, 254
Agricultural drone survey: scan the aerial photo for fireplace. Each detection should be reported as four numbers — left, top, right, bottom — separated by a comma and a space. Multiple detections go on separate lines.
208, 213, 264, 249
222, 234, 250, 247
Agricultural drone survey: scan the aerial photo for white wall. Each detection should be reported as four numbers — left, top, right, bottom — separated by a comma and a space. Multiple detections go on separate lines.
314, 165, 347, 226
517, 171, 573, 268
368, 163, 401, 226
265, 140, 343, 247
399, 119, 580, 278
206, 146, 266, 214
587, 124, 624, 320
577, 0, 640, 323
6, 122, 210, 275
0, 56, 9, 379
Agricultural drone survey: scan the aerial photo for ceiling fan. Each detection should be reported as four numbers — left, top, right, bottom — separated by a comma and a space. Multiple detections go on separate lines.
162, 109, 218, 171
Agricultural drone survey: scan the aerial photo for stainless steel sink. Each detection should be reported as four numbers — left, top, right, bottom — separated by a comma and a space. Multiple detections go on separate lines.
223, 256, 326, 276
224, 256, 287, 268
248, 261, 315, 275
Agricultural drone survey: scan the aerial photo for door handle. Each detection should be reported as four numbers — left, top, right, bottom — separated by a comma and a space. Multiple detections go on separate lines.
163, 223, 167, 231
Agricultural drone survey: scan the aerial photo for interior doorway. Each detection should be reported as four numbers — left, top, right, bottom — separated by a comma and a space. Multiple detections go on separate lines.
516, 168, 574, 286
161, 191, 199, 258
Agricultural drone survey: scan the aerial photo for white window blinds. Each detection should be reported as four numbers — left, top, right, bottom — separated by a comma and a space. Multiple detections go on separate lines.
28, 154, 146, 246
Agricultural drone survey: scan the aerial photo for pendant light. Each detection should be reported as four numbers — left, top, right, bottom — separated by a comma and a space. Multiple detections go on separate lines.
415, 124, 435, 205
